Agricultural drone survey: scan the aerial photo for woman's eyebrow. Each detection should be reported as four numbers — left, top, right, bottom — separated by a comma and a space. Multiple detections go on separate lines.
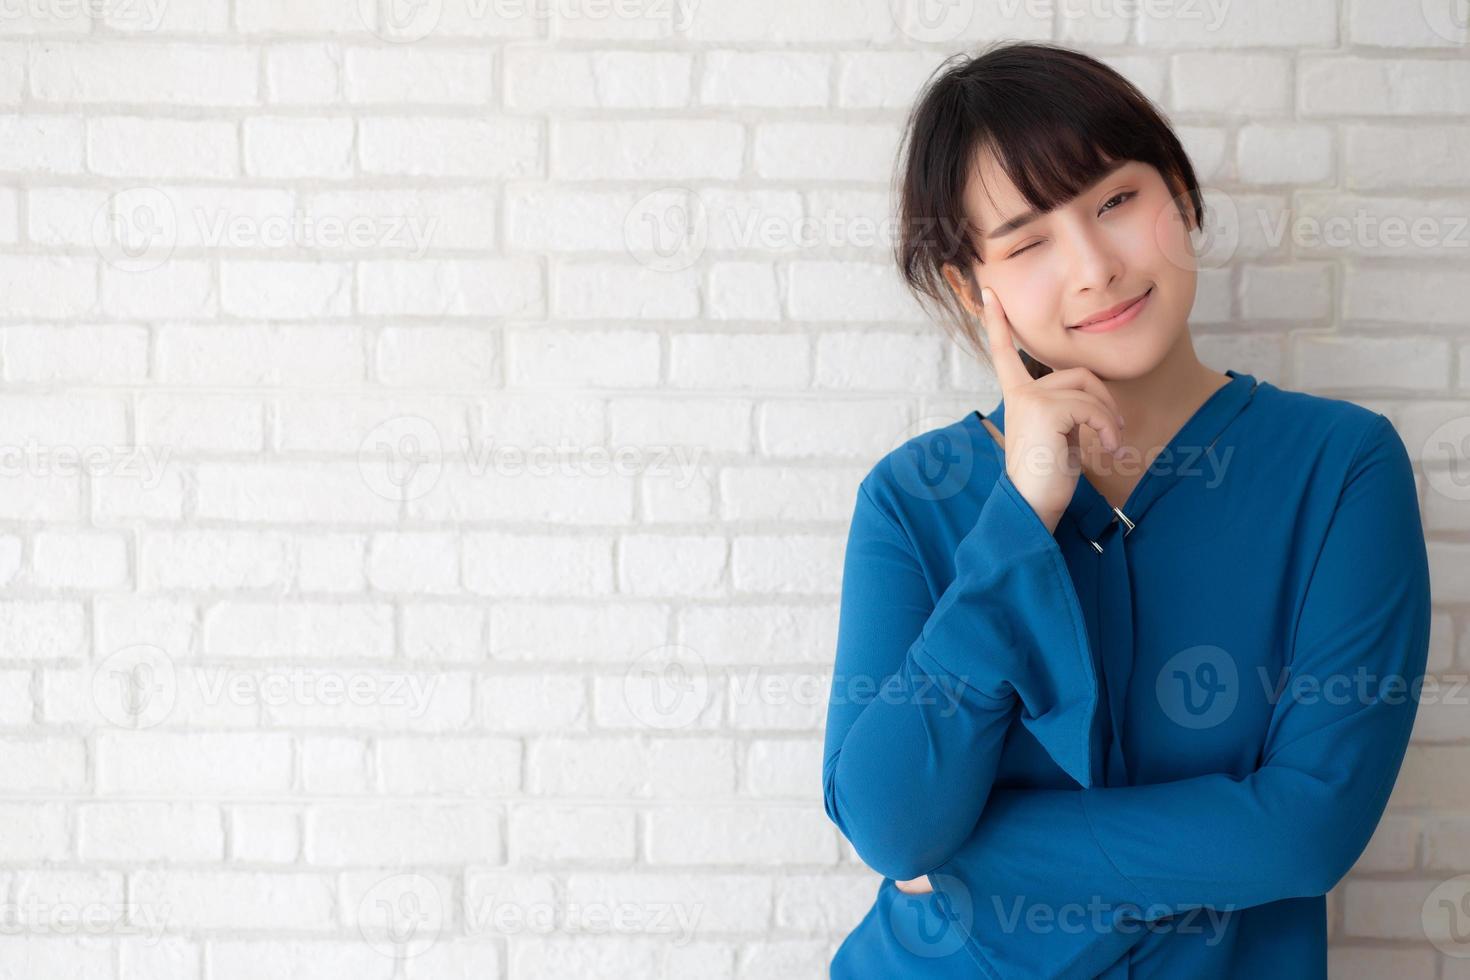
983, 158, 1133, 240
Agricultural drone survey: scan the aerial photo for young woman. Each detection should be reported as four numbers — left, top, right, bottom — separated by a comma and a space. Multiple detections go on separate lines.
822, 42, 1431, 979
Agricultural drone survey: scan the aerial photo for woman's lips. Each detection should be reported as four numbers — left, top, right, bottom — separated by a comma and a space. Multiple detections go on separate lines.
1069, 287, 1152, 333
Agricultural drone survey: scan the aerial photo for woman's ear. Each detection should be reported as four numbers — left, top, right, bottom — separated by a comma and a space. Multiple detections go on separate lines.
941, 262, 983, 319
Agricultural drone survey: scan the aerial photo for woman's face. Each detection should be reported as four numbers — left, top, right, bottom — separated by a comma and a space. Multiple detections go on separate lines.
948, 150, 1199, 381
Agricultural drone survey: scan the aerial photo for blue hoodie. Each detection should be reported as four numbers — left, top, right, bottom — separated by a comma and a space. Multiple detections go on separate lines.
823, 370, 1431, 979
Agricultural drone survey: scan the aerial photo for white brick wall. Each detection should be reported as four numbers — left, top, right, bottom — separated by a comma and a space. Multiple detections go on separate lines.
0, 1, 1464, 977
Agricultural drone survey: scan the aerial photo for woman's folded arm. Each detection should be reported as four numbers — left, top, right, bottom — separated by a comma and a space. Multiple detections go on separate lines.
822, 465, 1102, 882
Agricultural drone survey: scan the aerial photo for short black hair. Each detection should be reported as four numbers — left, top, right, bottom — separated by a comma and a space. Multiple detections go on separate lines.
893, 41, 1204, 378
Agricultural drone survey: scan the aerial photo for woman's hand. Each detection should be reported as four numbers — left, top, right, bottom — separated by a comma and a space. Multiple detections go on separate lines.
979, 286, 1127, 534
894, 875, 934, 895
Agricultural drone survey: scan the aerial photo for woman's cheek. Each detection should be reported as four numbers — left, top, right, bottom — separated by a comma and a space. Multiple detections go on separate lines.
1014, 263, 1063, 336
1150, 199, 1198, 272
1114, 218, 1160, 267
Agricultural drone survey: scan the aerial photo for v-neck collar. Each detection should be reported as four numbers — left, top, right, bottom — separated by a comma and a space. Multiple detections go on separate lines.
970, 369, 1260, 546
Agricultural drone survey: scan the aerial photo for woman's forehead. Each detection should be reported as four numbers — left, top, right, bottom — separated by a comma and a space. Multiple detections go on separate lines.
964, 151, 1025, 227
965, 151, 1141, 231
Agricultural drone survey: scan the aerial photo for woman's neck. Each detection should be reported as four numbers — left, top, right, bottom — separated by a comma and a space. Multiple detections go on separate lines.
1075, 347, 1230, 495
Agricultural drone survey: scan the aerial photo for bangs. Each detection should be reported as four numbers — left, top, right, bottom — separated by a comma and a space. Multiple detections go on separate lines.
960, 75, 1156, 263
969, 127, 1129, 262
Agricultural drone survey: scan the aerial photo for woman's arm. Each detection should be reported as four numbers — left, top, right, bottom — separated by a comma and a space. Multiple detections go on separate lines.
925, 414, 1432, 979
822, 463, 1102, 882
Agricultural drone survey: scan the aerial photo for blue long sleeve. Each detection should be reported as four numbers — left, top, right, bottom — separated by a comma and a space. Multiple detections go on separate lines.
927, 413, 1432, 979
822, 465, 1101, 882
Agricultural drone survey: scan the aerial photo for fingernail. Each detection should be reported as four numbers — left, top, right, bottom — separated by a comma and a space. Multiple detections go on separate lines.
1116, 415, 1125, 428
981, 288, 990, 309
